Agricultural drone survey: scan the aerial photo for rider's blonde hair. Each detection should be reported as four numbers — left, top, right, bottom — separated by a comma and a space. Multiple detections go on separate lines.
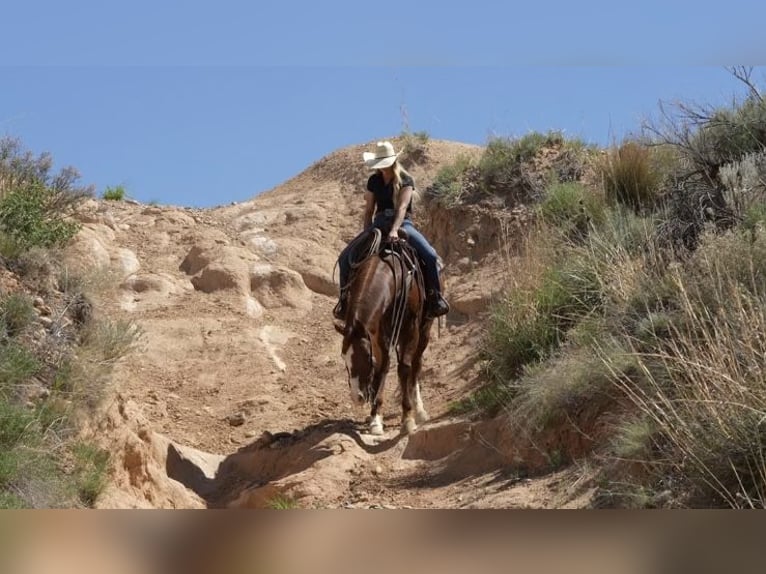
391, 160, 419, 209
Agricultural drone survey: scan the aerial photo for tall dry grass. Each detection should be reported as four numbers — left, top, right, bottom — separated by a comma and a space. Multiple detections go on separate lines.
598, 228, 766, 507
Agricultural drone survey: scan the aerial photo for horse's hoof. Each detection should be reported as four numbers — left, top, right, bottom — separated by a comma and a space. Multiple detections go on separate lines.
402, 419, 418, 435
370, 423, 384, 436
416, 408, 429, 424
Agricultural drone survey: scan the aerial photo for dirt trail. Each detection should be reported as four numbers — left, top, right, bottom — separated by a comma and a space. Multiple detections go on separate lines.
69, 139, 593, 509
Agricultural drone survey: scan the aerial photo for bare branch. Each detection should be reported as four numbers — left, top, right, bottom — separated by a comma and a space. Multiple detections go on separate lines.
726, 66, 763, 103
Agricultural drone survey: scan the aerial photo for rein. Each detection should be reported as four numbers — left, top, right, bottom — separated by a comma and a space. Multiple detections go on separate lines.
381, 239, 422, 359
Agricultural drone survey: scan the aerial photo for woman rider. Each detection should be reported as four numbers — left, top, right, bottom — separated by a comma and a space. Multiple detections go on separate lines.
334, 140, 449, 320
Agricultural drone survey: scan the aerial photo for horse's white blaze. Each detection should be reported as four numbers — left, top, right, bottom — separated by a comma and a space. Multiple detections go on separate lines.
344, 346, 364, 405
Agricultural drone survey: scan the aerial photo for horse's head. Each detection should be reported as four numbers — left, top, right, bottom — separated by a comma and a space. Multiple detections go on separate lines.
340, 325, 376, 407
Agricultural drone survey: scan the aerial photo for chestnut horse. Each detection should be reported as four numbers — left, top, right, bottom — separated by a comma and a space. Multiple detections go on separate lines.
334, 230, 433, 435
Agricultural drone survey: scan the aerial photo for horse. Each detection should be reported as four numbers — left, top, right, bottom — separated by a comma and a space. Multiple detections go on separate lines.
333, 229, 434, 436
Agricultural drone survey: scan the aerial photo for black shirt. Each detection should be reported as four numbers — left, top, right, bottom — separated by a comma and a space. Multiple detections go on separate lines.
366, 171, 415, 218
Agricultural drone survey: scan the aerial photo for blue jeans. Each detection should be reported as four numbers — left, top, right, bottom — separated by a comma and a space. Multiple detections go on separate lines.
338, 214, 441, 295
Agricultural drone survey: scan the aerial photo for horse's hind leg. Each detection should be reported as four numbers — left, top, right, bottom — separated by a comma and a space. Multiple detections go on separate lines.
412, 321, 433, 425
414, 381, 428, 425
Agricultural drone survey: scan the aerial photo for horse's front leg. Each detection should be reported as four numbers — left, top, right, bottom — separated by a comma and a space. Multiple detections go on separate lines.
368, 355, 390, 435
397, 360, 418, 435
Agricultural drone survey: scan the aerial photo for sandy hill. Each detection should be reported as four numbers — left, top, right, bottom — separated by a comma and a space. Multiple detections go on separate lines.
66, 137, 592, 509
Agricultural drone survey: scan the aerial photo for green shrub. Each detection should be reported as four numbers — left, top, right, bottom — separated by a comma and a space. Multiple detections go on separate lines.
539, 182, 608, 241
595, 205, 655, 256
0, 182, 80, 250
485, 252, 602, 381
476, 132, 583, 204
478, 136, 537, 199
67, 318, 141, 410
742, 202, 766, 236
427, 155, 475, 206
0, 343, 40, 395
690, 95, 766, 170
510, 347, 625, 432
1, 137, 91, 197
0, 293, 36, 338
506, 132, 564, 163
71, 442, 109, 507
0, 399, 37, 450
102, 185, 126, 201
0, 398, 60, 508
611, 416, 657, 461
540, 183, 587, 226
0, 491, 25, 509
267, 494, 300, 509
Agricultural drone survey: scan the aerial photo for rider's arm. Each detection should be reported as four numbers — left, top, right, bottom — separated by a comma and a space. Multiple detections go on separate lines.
389, 185, 413, 238
363, 191, 375, 229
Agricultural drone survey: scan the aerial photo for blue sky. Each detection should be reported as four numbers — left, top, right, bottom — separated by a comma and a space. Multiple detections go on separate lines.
1, 1, 764, 208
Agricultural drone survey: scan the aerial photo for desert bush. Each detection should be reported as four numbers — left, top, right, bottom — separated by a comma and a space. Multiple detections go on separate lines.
102, 185, 126, 201
0, 398, 38, 450
510, 348, 623, 432
0, 343, 40, 395
540, 182, 589, 227
477, 135, 551, 203
610, 416, 658, 462
480, 132, 593, 203
267, 494, 301, 509
598, 141, 664, 213
644, 68, 766, 188
71, 442, 110, 506
0, 137, 91, 256
719, 151, 766, 230
400, 130, 429, 150
0, 136, 92, 198
0, 398, 61, 508
0, 393, 110, 508
484, 245, 602, 381
0, 182, 81, 251
507, 131, 564, 163
539, 182, 608, 241
0, 293, 36, 338
684, 95, 766, 177
426, 155, 476, 206
82, 318, 141, 365
64, 318, 142, 409
425, 131, 590, 208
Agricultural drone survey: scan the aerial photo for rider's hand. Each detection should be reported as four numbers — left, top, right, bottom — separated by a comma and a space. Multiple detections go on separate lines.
388, 228, 400, 241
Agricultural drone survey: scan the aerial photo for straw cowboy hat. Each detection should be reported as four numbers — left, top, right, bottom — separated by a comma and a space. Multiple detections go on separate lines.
362, 141, 401, 169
